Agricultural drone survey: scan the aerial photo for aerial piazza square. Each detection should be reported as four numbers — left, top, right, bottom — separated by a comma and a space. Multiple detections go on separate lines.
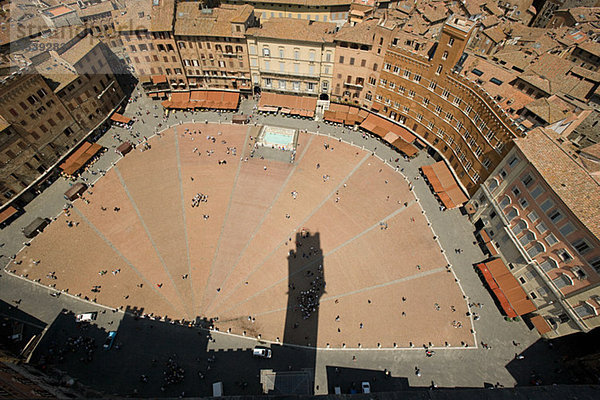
12, 123, 474, 349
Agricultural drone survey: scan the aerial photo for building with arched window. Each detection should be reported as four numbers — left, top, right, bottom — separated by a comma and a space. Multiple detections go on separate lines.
469, 126, 600, 338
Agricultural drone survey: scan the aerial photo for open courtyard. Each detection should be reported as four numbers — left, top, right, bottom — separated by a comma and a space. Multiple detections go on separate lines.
12, 122, 474, 350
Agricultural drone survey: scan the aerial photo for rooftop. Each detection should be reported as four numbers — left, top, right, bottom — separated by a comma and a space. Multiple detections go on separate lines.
0, 115, 9, 131
174, 3, 254, 38
36, 56, 78, 92
227, 0, 351, 5
247, 18, 336, 43
514, 127, 600, 241
112, 0, 175, 32
524, 95, 574, 125
75, 1, 116, 19
60, 35, 101, 66
578, 41, 600, 58
334, 18, 380, 46
44, 5, 75, 18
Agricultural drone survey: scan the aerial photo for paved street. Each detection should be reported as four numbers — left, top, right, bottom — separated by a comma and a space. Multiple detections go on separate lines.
0, 87, 577, 396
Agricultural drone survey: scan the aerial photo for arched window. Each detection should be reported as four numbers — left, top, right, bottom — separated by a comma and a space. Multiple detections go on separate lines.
488, 178, 499, 192
499, 195, 511, 209
236, 46, 243, 53
215, 45, 222, 52
527, 241, 545, 258
505, 206, 518, 221
519, 230, 536, 246
539, 257, 558, 272
512, 219, 528, 235
574, 302, 597, 318
552, 273, 573, 289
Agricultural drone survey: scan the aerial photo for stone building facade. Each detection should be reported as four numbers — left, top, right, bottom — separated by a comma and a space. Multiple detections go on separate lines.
247, 18, 336, 97
468, 127, 600, 338
374, 16, 520, 195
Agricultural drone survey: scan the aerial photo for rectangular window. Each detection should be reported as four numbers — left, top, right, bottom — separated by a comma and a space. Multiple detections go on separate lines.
442, 89, 450, 98
558, 249, 573, 262
536, 222, 548, 234
508, 156, 519, 167
548, 209, 563, 224
521, 174, 534, 187
572, 238, 592, 255
263, 47, 270, 57
559, 222, 575, 237
540, 199, 554, 212
429, 81, 437, 90
339, 56, 344, 64
530, 185, 544, 199
528, 210, 539, 222
436, 65, 443, 75
519, 197, 529, 209
279, 48, 284, 58
279, 62, 285, 72
545, 233, 559, 246
590, 257, 600, 273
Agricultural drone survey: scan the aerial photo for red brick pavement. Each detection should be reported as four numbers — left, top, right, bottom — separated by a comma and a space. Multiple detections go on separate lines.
12, 124, 474, 348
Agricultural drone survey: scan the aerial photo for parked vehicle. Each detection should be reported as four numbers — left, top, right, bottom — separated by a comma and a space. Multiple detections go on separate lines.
252, 346, 272, 358
103, 331, 117, 350
361, 381, 371, 393
75, 312, 98, 322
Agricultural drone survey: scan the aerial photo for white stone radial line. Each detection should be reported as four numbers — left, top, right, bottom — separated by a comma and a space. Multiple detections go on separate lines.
207, 151, 371, 315
213, 198, 417, 316
173, 127, 196, 310
204, 133, 316, 313
113, 166, 192, 320
198, 125, 253, 315
71, 205, 186, 317
250, 267, 447, 318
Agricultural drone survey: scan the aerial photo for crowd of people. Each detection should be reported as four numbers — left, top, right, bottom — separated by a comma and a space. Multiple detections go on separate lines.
191, 193, 208, 208
293, 265, 325, 320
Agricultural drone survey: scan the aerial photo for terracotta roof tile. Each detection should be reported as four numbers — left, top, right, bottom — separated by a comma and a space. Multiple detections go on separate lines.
515, 127, 600, 240
247, 18, 336, 43
174, 3, 253, 37
334, 19, 379, 45
524, 95, 574, 124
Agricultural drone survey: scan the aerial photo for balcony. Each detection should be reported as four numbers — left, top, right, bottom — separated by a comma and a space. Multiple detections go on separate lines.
261, 70, 319, 80
343, 81, 363, 89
